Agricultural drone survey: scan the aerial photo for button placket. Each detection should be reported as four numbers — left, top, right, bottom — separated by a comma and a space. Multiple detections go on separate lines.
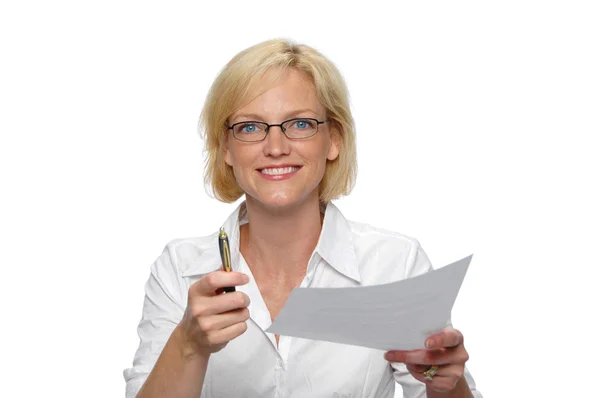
274, 357, 287, 398
237, 255, 280, 350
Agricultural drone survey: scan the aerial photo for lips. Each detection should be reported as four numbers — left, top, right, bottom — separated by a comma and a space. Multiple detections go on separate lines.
257, 164, 302, 173
259, 166, 301, 175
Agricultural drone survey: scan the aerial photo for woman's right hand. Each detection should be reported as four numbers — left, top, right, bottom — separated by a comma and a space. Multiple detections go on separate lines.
178, 271, 251, 359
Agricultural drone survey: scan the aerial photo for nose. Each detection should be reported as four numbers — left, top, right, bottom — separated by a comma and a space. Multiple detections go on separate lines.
262, 125, 291, 157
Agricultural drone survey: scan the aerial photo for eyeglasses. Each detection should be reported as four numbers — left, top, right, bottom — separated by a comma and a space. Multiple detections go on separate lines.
227, 118, 330, 142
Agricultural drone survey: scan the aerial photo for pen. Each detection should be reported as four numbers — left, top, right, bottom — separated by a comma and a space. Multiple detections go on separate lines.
218, 227, 236, 293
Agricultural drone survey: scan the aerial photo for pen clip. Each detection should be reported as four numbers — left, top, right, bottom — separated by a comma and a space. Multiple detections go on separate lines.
219, 227, 233, 273
218, 227, 236, 293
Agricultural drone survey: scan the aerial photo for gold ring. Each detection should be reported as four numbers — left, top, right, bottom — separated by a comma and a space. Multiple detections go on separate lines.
423, 365, 439, 381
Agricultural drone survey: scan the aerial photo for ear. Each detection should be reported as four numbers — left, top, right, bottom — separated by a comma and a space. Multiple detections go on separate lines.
223, 129, 233, 167
326, 123, 341, 161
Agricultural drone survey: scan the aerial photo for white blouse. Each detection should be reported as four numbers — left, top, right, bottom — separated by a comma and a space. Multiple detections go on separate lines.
123, 201, 482, 397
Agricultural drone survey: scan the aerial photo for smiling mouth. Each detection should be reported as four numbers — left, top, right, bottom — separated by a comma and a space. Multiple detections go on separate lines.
258, 166, 301, 175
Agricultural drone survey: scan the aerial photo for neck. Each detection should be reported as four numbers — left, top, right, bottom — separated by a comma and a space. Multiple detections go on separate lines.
240, 193, 324, 283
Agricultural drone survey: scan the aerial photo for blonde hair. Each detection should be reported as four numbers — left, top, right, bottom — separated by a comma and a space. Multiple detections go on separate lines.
198, 38, 357, 203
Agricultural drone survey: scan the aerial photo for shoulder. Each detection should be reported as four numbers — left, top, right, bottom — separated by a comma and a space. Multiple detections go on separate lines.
157, 233, 219, 277
345, 219, 433, 284
348, 219, 421, 249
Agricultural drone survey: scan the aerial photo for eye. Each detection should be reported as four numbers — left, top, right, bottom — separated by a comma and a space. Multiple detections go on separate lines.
237, 123, 261, 134
291, 119, 315, 129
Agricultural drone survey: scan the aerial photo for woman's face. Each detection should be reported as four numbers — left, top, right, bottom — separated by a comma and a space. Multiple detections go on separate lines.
224, 68, 339, 210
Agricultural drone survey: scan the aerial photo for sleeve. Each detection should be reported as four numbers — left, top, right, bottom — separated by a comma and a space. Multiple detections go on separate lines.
122, 244, 187, 398
391, 242, 483, 398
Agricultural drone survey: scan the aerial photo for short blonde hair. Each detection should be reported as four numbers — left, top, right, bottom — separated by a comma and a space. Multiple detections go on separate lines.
198, 38, 357, 203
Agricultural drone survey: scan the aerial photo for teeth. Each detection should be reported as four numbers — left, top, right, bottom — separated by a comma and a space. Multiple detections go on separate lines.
261, 166, 299, 175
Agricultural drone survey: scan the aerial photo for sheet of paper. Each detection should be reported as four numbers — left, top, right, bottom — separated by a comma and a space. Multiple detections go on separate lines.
266, 255, 472, 351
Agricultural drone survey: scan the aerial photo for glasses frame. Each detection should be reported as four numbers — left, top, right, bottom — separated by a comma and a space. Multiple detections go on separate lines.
227, 118, 330, 142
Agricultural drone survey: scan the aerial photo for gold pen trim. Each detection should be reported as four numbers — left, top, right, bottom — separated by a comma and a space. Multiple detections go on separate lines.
219, 227, 232, 272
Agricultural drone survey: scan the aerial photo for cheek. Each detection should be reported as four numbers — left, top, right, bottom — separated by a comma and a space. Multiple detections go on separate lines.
229, 157, 246, 180
229, 160, 251, 192
226, 144, 245, 167
227, 147, 257, 181
305, 148, 330, 179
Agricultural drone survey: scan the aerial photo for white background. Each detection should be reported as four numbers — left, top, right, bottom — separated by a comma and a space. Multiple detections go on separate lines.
1, 1, 598, 397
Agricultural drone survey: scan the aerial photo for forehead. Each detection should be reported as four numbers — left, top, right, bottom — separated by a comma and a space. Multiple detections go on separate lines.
231, 68, 324, 121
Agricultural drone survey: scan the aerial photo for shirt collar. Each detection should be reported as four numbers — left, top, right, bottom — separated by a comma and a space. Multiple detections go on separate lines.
182, 201, 246, 277
182, 201, 360, 283
315, 201, 361, 283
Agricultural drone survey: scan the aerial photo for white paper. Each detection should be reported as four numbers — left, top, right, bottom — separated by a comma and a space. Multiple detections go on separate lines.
266, 255, 472, 351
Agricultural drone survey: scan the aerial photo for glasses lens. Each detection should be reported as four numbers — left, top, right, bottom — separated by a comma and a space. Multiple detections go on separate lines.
233, 122, 268, 141
282, 118, 318, 139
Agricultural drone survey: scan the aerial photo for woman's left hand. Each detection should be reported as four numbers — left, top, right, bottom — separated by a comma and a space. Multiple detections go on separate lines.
384, 328, 469, 393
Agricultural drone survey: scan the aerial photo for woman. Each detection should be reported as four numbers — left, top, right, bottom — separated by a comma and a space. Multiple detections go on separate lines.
124, 39, 482, 398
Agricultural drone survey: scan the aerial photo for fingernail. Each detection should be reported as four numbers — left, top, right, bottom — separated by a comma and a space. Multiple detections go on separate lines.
426, 339, 435, 348
384, 352, 395, 361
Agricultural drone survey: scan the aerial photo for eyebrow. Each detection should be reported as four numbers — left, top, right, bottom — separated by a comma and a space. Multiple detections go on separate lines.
230, 109, 318, 123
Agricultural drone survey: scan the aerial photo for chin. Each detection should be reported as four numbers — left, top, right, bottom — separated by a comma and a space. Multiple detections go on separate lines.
248, 189, 316, 210
259, 194, 298, 208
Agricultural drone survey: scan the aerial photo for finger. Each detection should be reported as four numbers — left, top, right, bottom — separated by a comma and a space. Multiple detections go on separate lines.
190, 291, 251, 317
407, 363, 462, 379
425, 328, 464, 349
385, 345, 468, 366
204, 320, 249, 347
407, 364, 464, 392
412, 373, 461, 392
406, 363, 430, 374
190, 271, 250, 296
196, 307, 250, 332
